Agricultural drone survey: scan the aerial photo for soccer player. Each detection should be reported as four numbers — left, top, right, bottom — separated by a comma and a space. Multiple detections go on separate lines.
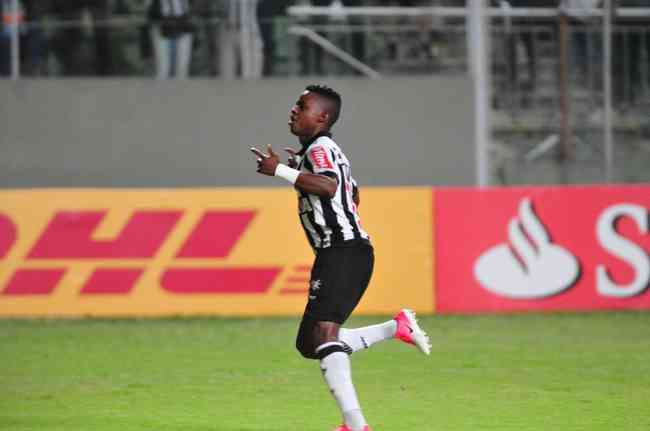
251, 84, 430, 431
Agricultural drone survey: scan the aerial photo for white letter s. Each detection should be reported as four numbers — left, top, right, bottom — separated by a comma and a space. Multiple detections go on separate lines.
596, 204, 649, 298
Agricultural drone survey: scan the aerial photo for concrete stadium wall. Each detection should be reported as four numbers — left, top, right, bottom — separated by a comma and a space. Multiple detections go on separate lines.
0, 77, 474, 187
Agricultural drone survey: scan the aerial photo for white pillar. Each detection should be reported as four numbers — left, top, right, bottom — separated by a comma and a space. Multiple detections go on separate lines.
468, 0, 490, 187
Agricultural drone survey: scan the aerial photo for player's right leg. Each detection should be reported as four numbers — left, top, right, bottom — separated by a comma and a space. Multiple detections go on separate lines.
295, 316, 369, 431
338, 309, 431, 356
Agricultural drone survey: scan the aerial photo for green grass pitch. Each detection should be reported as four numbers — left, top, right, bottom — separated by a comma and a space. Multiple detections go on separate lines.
1, 312, 649, 431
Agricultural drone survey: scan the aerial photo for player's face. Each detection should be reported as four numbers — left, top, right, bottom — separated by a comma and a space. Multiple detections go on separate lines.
288, 91, 324, 137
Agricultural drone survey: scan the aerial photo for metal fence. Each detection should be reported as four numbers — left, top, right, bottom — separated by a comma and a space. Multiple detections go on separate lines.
488, 18, 650, 186
282, 4, 650, 185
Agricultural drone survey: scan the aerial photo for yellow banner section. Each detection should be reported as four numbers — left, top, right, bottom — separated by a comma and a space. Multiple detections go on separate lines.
0, 188, 433, 317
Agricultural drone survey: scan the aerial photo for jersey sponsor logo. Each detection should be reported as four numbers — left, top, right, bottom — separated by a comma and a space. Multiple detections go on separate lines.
436, 186, 650, 313
309, 146, 334, 169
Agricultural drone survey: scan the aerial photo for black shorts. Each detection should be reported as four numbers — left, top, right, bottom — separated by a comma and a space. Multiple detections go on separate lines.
303, 240, 374, 324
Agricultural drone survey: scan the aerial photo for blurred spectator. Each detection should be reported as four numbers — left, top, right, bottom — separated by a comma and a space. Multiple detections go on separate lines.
375, 0, 445, 70
298, 0, 328, 76
563, 0, 601, 86
505, 0, 559, 91
0, 0, 26, 76
613, 0, 650, 105
0, 0, 46, 77
257, 0, 290, 76
50, 0, 113, 76
192, 0, 226, 76
146, 0, 195, 79
209, 0, 264, 78
22, 0, 47, 76
298, 0, 368, 76
340, 0, 367, 73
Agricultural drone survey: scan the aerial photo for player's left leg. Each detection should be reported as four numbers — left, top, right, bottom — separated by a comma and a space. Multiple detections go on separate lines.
333, 243, 430, 355
339, 309, 431, 355
338, 319, 397, 353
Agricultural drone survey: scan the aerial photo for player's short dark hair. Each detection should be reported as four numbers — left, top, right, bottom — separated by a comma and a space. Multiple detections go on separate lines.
306, 84, 341, 127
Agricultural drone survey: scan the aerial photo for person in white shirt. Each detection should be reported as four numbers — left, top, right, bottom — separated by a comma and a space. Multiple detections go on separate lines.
147, 0, 194, 79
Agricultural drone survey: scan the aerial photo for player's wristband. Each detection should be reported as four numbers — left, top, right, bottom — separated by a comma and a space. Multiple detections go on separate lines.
274, 164, 300, 185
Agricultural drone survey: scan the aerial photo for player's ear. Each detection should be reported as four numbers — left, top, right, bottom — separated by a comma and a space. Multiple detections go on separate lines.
317, 110, 329, 125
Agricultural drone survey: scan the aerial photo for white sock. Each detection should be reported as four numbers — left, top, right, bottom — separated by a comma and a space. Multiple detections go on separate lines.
317, 342, 367, 431
339, 320, 397, 353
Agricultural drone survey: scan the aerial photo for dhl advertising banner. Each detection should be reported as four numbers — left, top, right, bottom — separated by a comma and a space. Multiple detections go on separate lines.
436, 185, 650, 313
0, 188, 433, 317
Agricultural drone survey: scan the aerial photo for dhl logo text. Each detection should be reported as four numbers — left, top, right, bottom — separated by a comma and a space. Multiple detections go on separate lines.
0, 210, 310, 296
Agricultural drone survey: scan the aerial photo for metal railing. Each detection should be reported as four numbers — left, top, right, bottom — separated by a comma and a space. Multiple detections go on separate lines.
287, 25, 381, 78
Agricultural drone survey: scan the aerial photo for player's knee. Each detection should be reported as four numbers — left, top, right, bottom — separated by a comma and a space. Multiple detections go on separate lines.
295, 336, 318, 359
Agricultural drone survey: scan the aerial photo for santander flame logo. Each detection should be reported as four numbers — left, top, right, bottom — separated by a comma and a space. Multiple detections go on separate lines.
474, 197, 581, 299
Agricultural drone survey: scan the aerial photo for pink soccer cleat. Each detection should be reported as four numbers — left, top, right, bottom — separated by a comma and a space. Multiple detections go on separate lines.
394, 308, 431, 355
333, 425, 372, 431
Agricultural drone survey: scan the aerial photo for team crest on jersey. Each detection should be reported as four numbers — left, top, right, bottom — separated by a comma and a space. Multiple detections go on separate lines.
309, 146, 333, 169
309, 279, 322, 300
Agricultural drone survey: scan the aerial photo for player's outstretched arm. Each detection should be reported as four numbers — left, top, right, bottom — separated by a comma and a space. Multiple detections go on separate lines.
250, 145, 337, 198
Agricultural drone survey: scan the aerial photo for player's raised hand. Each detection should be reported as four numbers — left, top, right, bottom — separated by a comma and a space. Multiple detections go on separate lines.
266, 144, 278, 158
284, 147, 299, 168
250, 144, 280, 176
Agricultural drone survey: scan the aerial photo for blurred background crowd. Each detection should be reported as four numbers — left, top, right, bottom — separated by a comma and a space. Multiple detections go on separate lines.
2, 1, 649, 109
1, 1, 647, 98
2, 1, 649, 184
1, 1, 644, 87
0, 0, 445, 79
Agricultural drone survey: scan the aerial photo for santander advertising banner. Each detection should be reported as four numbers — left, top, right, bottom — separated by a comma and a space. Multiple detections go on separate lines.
436, 186, 650, 313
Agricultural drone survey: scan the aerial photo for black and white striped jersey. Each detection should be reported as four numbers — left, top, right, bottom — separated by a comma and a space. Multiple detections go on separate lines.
295, 133, 370, 249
